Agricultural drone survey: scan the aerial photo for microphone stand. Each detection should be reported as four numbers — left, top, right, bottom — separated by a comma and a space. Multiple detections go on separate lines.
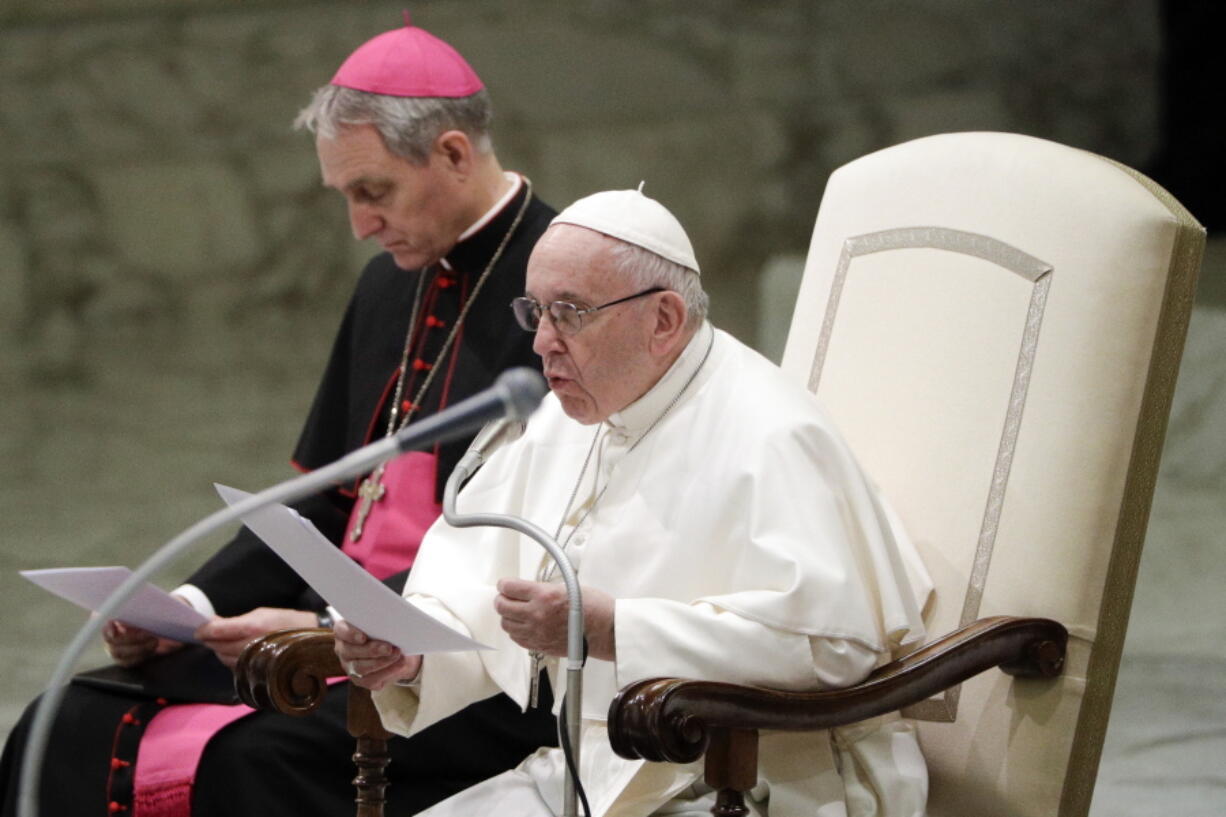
443, 451, 584, 817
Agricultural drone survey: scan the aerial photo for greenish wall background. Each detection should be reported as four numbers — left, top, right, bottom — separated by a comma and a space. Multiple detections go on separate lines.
0, 0, 1174, 372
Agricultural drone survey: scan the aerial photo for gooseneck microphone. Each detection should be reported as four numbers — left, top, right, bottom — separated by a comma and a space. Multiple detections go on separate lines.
450, 417, 527, 486
18, 367, 547, 817
442, 402, 589, 817
392, 367, 545, 454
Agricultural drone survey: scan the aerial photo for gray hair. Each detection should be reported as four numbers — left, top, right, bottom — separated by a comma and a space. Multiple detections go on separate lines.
607, 239, 708, 330
294, 84, 493, 164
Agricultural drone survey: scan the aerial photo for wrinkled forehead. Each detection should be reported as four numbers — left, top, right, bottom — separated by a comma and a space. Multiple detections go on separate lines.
526, 224, 626, 301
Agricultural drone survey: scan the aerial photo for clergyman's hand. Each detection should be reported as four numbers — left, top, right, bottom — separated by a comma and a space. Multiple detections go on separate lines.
103, 620, 183, 668
194, 607, 318, 668
494, 578, 616, 661
333, 620, 421, 691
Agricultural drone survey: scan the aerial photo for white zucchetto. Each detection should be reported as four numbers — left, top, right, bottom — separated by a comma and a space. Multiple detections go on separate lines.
550, 187, 700, 275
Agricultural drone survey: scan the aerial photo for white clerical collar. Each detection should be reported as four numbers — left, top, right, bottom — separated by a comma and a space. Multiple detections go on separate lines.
459, 172, 523, 241
606, 321, 714, 436
439, 172, 524, 271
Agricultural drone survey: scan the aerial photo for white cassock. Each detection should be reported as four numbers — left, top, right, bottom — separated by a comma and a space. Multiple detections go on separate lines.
373, 323, 934, 817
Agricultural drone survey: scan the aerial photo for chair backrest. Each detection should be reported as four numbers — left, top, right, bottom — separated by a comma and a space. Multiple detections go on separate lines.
780, 132, 1203, 817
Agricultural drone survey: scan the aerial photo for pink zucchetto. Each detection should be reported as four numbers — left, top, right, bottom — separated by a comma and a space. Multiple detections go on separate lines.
551, 185, 701, 275
331, 16, 484, 98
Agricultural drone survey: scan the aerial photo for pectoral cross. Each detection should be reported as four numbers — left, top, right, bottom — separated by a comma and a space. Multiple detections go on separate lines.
529, 650, 544, 708
349, 464, 387, 541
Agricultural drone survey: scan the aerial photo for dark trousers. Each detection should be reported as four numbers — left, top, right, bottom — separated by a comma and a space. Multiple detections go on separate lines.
2, 681, 557, 816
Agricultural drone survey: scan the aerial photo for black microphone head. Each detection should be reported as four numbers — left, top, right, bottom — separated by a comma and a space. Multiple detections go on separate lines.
496, 367, 548, 421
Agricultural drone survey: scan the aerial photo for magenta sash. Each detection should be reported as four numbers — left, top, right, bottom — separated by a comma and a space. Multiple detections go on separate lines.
131, 452, 441, 816
132, 702, 253, 816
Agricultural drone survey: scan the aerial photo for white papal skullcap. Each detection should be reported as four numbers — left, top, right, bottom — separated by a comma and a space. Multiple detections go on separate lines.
550, 184, 700, 275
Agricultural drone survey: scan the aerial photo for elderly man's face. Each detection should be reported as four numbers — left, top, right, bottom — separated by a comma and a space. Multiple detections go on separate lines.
317, 124, 468, 270
526, 226, 662, 424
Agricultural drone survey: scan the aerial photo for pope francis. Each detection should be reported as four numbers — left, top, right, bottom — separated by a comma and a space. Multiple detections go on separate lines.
335, 188, 934, 817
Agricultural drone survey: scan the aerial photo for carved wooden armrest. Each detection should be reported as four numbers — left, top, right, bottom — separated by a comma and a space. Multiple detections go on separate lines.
236, 628, 394, 816
608, 615, 1067, 765
235, 627, 342, 715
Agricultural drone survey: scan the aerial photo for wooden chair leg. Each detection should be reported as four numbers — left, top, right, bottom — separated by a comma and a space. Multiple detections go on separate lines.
703, 727, 758, 817
353, 734, 391, 817
348, 684, 393, 817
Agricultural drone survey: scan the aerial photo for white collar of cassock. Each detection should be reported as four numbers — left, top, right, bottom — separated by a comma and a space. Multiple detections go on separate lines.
605, 321, 714, 438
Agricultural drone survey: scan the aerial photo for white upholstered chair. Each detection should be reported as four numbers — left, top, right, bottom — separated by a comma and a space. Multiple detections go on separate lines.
608, 131, 1205, 817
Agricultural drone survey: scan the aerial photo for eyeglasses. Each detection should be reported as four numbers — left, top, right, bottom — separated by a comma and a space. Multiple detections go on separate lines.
510, 287, 665, 335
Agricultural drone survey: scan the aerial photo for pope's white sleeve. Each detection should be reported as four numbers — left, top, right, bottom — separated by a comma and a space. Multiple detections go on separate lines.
371, 595, 502, 737
614, 598, 879, 692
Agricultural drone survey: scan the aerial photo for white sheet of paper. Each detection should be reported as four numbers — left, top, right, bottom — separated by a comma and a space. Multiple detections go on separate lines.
215, 484, 488, 654
20, 566, 207, 644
